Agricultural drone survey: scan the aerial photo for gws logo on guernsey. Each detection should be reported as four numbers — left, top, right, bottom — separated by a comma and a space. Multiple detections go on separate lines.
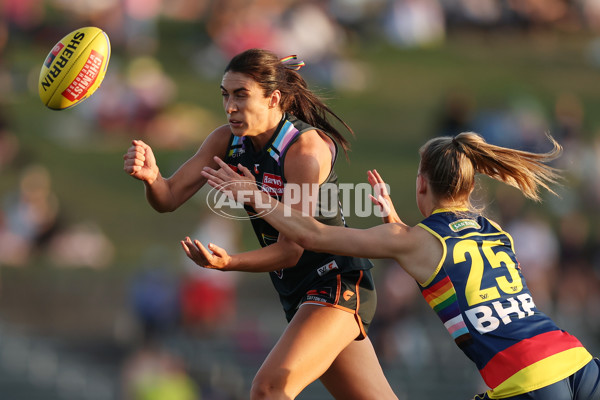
317, 260, 339, 276
206, 181, 278, 220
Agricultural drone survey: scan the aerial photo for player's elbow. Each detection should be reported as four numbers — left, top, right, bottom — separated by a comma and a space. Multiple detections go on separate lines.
150, 203, 177, 213
147, 195, 181, 213
282, 244, 304, 268
271, 238, 304, 268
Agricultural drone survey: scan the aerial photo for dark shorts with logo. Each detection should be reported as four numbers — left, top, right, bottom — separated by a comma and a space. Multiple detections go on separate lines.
474, 358, 600, 400
290, 269, 376, 340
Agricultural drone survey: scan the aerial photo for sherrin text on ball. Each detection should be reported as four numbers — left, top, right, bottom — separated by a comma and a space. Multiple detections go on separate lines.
39, 26, 111, 110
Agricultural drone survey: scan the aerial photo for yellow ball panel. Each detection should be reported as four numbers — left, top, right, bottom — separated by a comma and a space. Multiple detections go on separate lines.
39, 27, 111, 110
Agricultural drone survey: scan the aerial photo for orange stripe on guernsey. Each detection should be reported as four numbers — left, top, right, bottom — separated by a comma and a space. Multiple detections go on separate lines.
481, 330, 591, 393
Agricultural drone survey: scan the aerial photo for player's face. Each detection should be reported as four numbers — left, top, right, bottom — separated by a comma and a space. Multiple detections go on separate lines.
221, 71, 277, 137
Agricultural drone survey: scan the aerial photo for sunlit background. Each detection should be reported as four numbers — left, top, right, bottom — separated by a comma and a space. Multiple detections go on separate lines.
2, 0, 600, 399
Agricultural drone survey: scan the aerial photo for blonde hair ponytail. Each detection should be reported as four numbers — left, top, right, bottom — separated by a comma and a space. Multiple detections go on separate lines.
420, 132, 562, 203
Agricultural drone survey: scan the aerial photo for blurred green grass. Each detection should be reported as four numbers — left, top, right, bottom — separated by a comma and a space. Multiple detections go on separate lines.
4, 27, 600, 272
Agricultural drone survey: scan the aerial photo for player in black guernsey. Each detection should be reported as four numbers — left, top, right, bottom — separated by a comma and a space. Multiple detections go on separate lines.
124, 49, 397, 400
223, 112, 373, 321
204, 132, 600, 400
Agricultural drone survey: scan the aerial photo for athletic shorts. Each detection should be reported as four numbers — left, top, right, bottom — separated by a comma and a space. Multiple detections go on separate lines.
290, 269, 376, 340
474, 358, 600, 400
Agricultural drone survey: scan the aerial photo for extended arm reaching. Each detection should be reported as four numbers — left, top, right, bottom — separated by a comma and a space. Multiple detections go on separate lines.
201, 156, 411, 260
123, 126, 231, 213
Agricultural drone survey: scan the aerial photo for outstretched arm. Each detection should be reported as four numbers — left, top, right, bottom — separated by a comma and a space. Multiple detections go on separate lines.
123, 125, 231, 212
180, 235, 304, 272
181, 131, 332, 273
201, 157, 414, 262
202, 156, 443, 284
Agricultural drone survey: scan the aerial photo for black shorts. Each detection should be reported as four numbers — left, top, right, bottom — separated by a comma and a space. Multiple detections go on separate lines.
292, 269, 376, 340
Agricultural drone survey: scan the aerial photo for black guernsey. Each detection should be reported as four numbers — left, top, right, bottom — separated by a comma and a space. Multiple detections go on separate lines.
223, 113, 373, 317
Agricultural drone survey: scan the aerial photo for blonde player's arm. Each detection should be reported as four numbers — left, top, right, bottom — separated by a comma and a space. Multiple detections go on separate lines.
202, 156, 441, 283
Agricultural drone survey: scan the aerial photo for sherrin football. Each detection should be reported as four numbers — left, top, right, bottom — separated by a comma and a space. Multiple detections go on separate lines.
39, 27, 111, 110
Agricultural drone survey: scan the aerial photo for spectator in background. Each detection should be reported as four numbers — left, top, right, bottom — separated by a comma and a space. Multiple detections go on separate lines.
505, 209, 559, 311
46, 221, 115, 269
0, 164, 60, 266
203, 0, 284, 61
0, 112, 19, 171
555, 211, 597, 318
383, 0, 445, 48
370, 260, 429, 368
179, 211, 242, 335
90, 57, 178, 143
434, 89, 475, 137
129, 265, 181, 338
121, 333, 200, 400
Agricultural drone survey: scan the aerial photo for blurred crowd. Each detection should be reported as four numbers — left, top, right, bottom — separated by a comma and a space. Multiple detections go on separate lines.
4, 0, 600, 146
2, 0, 600, 399
0, 110, 115, 269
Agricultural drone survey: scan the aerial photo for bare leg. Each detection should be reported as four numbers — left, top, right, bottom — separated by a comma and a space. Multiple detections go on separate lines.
320, 337, 398, 399
251, 304, 393, 400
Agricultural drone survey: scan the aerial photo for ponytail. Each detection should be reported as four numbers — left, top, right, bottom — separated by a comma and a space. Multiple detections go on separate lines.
280, 68, 352, 154
420, 132, 562, 203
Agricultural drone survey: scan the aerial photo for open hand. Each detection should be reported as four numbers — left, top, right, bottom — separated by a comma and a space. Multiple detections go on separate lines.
367, 169, 400, 224
181, 237, 231, 270
201, 156, 260, 204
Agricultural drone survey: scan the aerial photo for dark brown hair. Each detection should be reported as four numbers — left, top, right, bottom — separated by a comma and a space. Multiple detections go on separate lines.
419, 132, 563, 205
225, 48, 353, 154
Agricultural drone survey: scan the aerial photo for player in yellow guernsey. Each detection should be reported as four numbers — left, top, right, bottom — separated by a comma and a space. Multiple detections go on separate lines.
203, 132, 600, 399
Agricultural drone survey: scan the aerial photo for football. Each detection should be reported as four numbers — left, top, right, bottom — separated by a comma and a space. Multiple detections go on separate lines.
39, 26, 111, 110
